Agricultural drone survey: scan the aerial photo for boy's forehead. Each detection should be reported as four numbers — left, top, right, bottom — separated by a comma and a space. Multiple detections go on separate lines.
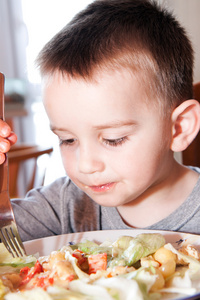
42, 68, 161, 125
43, 69, 138, 108
42, 67, 145, 91
42, 68, 159, 115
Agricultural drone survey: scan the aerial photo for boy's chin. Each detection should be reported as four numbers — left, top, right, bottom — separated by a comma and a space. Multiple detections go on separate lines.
85, 192, 130, 207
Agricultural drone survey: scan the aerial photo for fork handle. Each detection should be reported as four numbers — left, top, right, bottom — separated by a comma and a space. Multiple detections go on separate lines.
0, 72, 5, 120
0, 72, 8, 193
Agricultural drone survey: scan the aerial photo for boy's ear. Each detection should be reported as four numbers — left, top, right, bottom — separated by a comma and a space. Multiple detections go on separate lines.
170, 99, 200, 152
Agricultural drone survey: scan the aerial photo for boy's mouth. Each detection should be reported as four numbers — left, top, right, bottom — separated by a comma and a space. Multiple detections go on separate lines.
84, 182, 115, 193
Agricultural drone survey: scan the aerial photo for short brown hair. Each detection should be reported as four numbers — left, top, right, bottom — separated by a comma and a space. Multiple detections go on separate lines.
37, 0, 194, 110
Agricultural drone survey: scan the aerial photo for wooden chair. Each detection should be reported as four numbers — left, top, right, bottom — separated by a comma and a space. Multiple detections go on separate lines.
182, 82, 200, 167
8, 144, 53, 198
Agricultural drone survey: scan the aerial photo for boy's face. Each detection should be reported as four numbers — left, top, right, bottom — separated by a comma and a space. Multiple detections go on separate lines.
43, 69, 173, 207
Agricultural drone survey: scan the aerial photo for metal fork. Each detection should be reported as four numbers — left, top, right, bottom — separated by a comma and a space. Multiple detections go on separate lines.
0, 72, 26, 257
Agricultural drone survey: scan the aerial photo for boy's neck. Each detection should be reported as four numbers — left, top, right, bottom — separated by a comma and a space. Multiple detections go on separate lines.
117, 164, 199, 228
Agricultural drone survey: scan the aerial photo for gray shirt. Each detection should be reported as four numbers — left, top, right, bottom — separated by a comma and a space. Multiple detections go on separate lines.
12, 167, 200, 242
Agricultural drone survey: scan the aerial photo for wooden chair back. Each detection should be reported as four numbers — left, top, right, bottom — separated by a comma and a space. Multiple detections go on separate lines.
182, 82, 200, 167
8, 144, 53, 198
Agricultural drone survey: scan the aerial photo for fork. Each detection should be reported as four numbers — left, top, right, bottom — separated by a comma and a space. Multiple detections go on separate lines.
0, 72, 26, 257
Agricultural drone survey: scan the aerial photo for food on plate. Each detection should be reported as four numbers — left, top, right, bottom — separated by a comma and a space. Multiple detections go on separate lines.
0, 232, 200, 299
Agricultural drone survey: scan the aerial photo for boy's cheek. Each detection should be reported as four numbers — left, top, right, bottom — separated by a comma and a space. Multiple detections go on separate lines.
60, 152, 74, 175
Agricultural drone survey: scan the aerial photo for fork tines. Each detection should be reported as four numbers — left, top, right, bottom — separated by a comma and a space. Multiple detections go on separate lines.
0, 222, 26, 258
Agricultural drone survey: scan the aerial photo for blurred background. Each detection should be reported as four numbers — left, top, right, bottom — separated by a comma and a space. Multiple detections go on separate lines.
0, 0, 200, 195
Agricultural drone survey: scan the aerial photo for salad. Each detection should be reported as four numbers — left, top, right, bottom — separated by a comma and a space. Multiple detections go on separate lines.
0, 232, 200, 299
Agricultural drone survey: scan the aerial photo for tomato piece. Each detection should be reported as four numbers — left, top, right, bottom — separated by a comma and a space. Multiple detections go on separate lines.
20, 266, 30, 277
35, 277, 45, 288
48, 277, 54, 285
32, 276, 54, 290
20, 260, 43, 286
88, 253, 107, 274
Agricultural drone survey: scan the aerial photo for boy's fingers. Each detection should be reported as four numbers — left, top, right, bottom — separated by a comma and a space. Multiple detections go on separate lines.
0, 137, 11, 153
7, 132, 18, 145
0, 152, 6, 164
0, 119, 11, 137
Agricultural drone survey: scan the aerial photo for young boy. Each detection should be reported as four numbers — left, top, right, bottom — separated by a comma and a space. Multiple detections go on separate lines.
0, 0, 200, 241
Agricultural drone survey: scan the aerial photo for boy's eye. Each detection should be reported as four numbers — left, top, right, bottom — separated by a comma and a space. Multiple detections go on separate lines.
103, 136, 128, 147
59, 138, 76, 146
59, 136, 128, 147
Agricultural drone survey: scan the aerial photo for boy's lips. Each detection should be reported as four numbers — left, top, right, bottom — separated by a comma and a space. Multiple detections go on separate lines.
84, 182, 115, 193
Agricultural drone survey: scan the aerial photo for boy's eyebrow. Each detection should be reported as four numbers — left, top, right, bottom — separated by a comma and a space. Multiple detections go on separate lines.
51, 126, 64, 132
93, 120, 137, 130
51, 121, 136, 132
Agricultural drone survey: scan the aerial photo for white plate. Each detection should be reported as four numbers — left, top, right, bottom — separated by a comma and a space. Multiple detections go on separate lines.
24, 229, 200, 300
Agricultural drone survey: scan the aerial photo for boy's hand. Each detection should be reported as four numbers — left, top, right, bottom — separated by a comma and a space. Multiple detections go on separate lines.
0, 119, 17, 164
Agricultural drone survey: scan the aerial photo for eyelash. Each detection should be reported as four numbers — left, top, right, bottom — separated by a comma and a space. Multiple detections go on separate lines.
59, 137, 128, 147
59, 138, 76, 146
103, 137, 128, 147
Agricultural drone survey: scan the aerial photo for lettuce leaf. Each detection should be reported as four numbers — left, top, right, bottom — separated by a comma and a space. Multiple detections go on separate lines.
110, 234, 166, 267
0, 243, 36, 274
5, 285, 106, 300
69, 277, 145, 300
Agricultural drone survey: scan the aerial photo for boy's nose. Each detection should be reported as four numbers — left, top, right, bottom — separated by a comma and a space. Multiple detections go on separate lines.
77, 146, 104, 174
